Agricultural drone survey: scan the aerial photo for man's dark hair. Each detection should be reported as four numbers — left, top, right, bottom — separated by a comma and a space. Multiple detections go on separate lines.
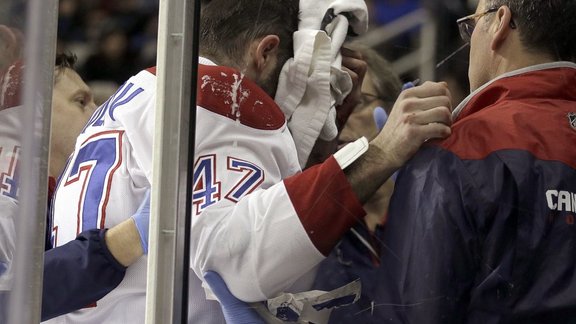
55, 52, 77, 70
199, 0, 299, 70
54, 52, 77, 82
487, 0, 576, 61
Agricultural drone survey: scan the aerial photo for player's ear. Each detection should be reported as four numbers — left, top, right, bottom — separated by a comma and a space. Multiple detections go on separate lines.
253, 35, 280, 74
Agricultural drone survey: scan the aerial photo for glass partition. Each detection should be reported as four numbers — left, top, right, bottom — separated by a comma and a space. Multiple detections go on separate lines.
0, 0, 58, 323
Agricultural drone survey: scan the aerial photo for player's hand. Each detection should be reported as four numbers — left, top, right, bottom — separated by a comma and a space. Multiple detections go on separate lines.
130, 190, 151, 254
204, 271, 265, 324
336, 47, 367, 131
372, 81, 453, 169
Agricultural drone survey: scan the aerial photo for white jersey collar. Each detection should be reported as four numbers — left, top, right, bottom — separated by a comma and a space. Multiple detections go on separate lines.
198, 57, 217, 66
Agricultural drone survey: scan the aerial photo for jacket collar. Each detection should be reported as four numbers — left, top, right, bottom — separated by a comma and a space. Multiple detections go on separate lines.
453, 61, 576, 121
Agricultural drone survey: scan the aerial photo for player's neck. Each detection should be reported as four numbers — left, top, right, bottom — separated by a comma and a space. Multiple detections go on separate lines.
49, 153, 66, 179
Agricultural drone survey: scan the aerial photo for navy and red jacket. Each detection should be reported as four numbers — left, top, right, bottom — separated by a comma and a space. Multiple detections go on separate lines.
381, 63, 576, 323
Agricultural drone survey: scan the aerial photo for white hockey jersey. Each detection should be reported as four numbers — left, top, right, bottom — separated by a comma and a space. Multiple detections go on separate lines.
47, 57, 365, 323
47, 67, 155, 324
0, 106, 20, 291
0, 62, 24, 291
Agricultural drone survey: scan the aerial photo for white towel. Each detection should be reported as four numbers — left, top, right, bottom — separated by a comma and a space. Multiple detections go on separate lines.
275, 0, 368, 168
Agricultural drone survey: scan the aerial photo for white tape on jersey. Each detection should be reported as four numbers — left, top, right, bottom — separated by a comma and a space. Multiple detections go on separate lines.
333, 136, 369, 169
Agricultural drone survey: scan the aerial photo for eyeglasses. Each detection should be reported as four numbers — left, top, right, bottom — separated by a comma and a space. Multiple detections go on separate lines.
457, 6, 500, 43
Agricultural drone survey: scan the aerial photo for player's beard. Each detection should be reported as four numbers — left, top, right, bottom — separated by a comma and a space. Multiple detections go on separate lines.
256, 59, 284, 100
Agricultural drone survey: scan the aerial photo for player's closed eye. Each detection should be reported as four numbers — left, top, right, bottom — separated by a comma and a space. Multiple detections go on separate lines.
75, 97, 86, 107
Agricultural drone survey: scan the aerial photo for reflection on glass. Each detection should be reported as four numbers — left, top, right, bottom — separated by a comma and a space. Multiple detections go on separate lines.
0, 1, 24, 322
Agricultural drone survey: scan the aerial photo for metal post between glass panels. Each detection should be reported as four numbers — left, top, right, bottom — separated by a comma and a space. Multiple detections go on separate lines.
7, 0, 58, 323
146, 0, 200, 322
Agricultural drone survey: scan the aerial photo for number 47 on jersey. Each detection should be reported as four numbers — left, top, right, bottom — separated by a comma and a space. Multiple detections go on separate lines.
192, 154, 264, 215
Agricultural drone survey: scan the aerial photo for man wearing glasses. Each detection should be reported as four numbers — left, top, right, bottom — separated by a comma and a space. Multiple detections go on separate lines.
380, 0, 576, 322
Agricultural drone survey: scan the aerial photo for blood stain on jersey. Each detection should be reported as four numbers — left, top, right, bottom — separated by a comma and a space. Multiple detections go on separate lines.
568, 112, 576, 131
0, 62, 24, 111
200, 72, 251, 119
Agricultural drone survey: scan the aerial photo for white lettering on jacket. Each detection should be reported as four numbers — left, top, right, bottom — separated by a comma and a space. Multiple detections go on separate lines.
546, 190, 576, 212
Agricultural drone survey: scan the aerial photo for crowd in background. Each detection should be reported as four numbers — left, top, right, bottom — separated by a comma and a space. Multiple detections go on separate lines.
55, 0, 476, 104
56, 0, 159, 103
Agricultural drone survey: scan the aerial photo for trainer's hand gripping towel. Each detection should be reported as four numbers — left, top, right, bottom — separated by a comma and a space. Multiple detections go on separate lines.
275, 0, 368, 168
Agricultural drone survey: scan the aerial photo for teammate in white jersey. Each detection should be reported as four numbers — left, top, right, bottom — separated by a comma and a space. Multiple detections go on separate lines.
41, 53, 152, 320
48, 0, 453, 323
0, 60, 22, 296
0, 38, 152, 320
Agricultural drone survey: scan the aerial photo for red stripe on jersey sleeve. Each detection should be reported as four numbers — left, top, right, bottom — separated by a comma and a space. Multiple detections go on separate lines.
196, 65, 285, 130
284, 156, 366, 256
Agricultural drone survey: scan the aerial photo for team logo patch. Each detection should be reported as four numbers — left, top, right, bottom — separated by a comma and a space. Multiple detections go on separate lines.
569, 112, 576, 130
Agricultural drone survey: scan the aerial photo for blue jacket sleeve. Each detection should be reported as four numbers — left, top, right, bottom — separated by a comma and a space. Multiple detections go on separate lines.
380, 145, 482, 323
41, 229, 126, 321
382, 143, 576, 323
